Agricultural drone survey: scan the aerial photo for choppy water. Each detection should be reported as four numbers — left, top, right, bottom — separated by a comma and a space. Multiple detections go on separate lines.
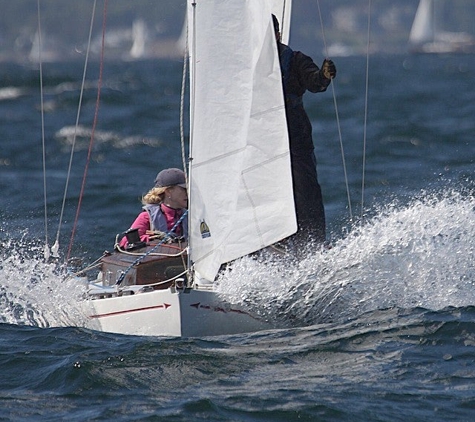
1, 53, 474, 421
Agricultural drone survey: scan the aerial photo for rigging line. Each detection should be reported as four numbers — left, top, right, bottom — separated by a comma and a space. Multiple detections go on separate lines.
179, 11, 188, 178
316, 0, 353, 220
186, 1, 198, 277
361, 0, 372, 220
67, 0, 108, 262
36, 0, 50, 259
279, 0, 288, 42
53, 0, 97, 259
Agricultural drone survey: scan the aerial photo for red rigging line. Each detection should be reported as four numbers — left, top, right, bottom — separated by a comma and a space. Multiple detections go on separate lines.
67, 0, 108, 261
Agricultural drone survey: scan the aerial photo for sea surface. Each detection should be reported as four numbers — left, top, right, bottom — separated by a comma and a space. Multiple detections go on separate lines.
1, 53, 475, 421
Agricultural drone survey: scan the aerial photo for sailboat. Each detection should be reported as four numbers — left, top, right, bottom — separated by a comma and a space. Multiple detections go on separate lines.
81, 0, 297, 337
128, 19, 148, 59
29, 30, 60, 62
409, 0, 475, 54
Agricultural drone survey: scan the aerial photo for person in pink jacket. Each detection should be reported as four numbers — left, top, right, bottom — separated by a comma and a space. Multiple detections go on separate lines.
119, 168, 188, 248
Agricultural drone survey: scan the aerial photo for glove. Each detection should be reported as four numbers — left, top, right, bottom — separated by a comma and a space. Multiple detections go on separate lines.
320, 59, 336, 80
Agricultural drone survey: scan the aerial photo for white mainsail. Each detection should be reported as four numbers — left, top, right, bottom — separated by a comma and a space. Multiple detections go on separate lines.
409, 0, 435, 46
187, 0, 296, 281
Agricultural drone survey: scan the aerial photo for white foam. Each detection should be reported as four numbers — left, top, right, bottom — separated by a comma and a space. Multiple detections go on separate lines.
2, 190, 473, 330
217, 190, 475, 326
0, 87, 23, 101
0, 238, 88, 328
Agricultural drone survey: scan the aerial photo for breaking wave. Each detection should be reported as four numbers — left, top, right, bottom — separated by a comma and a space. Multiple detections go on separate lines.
55, 125, 162, 151
217, 189, 475, 326
0, 235, 88, 328
2, 189, 474, 333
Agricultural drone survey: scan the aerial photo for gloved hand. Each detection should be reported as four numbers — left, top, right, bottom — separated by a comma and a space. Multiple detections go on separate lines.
321, 59, 336, 80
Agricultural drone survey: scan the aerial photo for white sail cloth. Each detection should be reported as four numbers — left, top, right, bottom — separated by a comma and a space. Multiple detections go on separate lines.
409, 0, 435, 45
187, 0, 296, 281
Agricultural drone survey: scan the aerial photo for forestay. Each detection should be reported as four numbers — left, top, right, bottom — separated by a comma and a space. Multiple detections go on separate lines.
187, 0, 296, 281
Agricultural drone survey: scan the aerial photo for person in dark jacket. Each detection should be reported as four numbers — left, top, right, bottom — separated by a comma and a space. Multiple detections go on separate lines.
272, 14, 336, 245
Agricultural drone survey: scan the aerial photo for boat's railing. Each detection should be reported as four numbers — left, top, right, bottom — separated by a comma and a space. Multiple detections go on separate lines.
87, 282, 149, 298
114, 242, 187, 259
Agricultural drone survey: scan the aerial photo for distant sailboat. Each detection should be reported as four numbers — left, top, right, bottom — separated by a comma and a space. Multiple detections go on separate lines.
409, 0, 475, 54
29, 31, 59, 62
129, 19, 148, 59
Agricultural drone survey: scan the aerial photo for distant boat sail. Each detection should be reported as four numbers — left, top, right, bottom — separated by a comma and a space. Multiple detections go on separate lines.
409, 0, 475, 54
129, 19, 148, 59
409, 0, 434, 47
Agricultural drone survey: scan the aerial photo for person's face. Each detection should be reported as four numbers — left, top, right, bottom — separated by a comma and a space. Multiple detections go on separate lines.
166, 185, 188, 209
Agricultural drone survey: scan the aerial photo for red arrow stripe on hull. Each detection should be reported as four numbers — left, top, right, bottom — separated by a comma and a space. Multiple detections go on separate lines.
89, 303, 171, 319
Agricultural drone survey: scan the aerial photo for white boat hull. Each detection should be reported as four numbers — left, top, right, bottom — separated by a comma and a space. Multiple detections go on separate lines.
83, 286, 272, 338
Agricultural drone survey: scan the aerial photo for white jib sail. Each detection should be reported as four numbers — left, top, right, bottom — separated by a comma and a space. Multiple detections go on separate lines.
187, 0, 296, 281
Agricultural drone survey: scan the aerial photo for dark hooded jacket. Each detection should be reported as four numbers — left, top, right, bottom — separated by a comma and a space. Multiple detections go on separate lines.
278, 42, 331, 157
277, 42, 331, 243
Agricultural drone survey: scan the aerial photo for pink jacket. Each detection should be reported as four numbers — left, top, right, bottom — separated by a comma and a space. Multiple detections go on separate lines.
118, 211, 151, 248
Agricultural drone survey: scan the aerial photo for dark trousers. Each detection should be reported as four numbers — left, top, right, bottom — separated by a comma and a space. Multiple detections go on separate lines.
291, 152, 326, 244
